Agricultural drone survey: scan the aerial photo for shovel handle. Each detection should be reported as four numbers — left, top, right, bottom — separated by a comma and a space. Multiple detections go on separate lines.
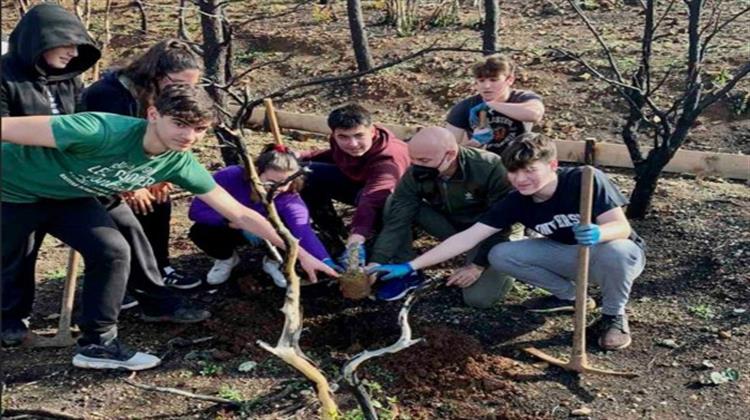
571, 166, 595, 360
59, 248, 80, 332
263, 98, 284, 146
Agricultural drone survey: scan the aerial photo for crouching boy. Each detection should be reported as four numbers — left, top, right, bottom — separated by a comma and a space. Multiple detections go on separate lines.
370, 134, 646, 350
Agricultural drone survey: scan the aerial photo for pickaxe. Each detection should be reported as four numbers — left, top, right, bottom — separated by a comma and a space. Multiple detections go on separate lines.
523, 165, 638, 378
23, 248, 79, 347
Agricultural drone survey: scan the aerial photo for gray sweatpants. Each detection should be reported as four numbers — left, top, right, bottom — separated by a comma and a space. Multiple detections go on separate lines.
488, 238, 646, 315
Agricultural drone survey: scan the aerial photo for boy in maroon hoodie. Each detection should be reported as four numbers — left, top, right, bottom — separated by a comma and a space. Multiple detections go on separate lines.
300, 104, 410, 269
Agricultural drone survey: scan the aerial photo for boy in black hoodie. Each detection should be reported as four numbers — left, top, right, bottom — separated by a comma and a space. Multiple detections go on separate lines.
1, 3, 100, 347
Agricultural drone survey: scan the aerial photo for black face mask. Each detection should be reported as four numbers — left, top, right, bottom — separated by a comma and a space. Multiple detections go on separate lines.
412, 164, 440, 181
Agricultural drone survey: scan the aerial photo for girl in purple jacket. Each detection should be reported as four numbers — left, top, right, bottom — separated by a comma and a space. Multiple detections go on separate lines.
188, 144, 336, 286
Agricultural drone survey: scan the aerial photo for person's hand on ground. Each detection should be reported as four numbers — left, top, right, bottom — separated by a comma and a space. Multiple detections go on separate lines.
298, 249, 339, 283
446, 264, 483, 288
366, 263, 414, 281
122, 188, 155, 215
573, 223, 601, 246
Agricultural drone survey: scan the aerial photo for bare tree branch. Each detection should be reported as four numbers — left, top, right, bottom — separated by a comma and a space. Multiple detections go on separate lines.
237, 41, 513, 127
652, 0, 677, 34
697, 61, 750, 114
124, 375, 240, 406
550, 48, 637, 91
700, 5, 750, 61
566, 0, 625, 83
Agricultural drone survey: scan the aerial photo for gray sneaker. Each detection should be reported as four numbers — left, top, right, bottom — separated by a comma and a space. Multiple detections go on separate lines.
595, 314, 632, 350
73, 338, 160, 371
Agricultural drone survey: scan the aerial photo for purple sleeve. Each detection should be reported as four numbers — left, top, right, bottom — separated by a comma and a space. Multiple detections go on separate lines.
274, 193, 331, 260
188, 165, 254, 226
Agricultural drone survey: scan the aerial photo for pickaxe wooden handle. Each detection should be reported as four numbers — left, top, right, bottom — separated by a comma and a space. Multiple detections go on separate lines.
523, 166, 638, 377
25, 247, 79, 347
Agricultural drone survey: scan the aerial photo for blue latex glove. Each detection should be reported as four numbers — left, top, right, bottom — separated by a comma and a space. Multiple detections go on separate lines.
468, 102, 490, 128
573, 223, 601, 246
322, 257, 345, 273
241, 230, 264, 247
471, 128, 494, 145
366, 263, 414, 281
337, 243, 366, 271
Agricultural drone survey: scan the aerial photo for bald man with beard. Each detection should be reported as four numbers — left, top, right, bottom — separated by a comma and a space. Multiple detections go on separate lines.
369, 126, 521, 303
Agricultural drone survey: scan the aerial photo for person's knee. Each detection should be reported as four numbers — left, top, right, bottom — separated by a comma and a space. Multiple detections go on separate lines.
462, 288, 496, 309
592, 240, 642, 274
487, 242, 519, 272
90, 233, 131, 268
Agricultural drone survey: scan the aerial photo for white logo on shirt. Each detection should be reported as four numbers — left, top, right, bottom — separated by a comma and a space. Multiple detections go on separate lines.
534, 214, 581, 236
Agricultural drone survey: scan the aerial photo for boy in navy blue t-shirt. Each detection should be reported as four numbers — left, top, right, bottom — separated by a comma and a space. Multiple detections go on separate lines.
370, 133, 646, 350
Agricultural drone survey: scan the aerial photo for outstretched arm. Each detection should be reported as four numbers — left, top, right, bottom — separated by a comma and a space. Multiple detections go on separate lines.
1, 115, 57, 148
410, 223, 499, 270
197, 186, 338, 282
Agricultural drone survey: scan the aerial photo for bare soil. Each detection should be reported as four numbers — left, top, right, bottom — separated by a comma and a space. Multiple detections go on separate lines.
2, 1, 749, 419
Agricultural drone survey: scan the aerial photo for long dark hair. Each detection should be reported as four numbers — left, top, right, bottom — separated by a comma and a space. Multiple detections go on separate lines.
120, 39, 203, 116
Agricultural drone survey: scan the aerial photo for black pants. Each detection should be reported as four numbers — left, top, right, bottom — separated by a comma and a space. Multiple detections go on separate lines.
2, 198, 128, 344
300, 162, 364, 253
189, 223, 246, 260
134, 200, 172, 271
99, 197, 179, 314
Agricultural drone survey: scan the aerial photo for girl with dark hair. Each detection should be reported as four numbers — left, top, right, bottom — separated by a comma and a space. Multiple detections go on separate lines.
82, 39, 203, 293
188, 144, 339, 287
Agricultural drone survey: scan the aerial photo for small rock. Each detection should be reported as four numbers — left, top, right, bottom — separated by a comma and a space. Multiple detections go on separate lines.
211, 349, 233, 361
689, 394, 699, 401
657, 338, 679, 348
701, 360, 715, 369
718, 331, 732, 339
633, 397, 642, 403
571, 407, 592, 416
732, 308, 746, 315
45, 313, 61, 320
575, 73, 592, 82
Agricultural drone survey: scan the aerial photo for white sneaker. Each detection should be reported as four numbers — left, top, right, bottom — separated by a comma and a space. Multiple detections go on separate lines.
72, 339, 161, 371
262, 256, 287, 288
206, 252, 240, 285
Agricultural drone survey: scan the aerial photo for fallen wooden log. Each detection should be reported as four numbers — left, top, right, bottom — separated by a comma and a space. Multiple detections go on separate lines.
246, 107, 749, 180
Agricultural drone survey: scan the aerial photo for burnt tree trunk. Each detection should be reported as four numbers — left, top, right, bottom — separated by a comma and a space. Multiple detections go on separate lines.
347, 0, 374, 71
482, 0, 499, 54
197, 0, 241, 166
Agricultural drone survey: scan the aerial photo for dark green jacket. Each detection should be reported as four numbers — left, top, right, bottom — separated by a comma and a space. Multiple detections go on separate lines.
371, 146, 512, 263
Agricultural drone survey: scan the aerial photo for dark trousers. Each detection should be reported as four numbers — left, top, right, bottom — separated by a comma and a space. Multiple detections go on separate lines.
2, 198, 128, 344
134, 200, 172, 271
100, 198, 179, 313
189, 223, 246, 260
300, 162, 363, 252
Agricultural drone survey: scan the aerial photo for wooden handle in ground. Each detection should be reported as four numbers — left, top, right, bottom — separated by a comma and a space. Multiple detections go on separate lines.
571, 166, 595, 362
263, 98, 284, 146
60, 248, 80, 333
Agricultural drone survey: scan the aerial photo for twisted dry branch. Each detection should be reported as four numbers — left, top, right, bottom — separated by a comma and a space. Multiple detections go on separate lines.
341, 278, 439, 419
228, 127, 337, 419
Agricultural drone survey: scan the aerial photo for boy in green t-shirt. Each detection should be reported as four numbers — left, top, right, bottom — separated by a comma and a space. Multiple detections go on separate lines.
1, 84, 338, 371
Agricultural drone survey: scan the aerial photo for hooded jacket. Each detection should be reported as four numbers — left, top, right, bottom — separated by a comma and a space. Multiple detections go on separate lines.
300, 126, 410, 238
1, 3, 100, 116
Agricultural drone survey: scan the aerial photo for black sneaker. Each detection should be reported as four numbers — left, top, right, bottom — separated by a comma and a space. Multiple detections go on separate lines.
141, 305, 211, 324
73, 338, 160, 371
1, 319, 29, 347
162, 266, 201, 290
523, 295, 596, 313
121, 293, 140, 310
